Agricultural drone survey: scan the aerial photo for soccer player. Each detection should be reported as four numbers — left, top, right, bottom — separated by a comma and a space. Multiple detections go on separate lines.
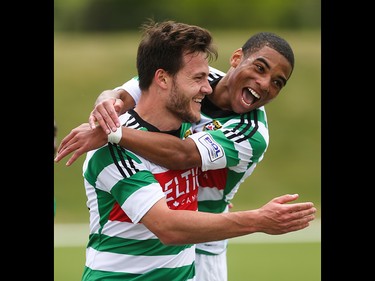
56, 27, 315, 281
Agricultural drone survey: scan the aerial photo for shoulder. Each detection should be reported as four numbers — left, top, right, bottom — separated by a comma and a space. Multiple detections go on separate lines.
208, 66, 226, 82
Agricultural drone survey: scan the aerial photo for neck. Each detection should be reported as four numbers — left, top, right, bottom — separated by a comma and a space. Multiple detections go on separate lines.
207, 76, 232, 111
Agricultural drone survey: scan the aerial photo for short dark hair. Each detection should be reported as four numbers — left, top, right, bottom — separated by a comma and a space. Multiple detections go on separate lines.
136, 20, 218, 90
242, 32, 294, 71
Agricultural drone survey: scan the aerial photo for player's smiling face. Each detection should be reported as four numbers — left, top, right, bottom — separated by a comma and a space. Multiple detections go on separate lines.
167, 51, 212, 123
228, 46, 292, 114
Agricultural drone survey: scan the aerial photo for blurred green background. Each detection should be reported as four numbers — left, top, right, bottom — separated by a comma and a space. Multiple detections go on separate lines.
54, 30, 321, 222
54, 0, 320, 32
54, 1, 320, 280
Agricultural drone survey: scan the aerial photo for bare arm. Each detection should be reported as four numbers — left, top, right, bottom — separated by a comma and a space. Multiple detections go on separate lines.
56, 74, 203, 166
116, 129, 201, 170
55, 123, 201, 169
143, 194, 316, 245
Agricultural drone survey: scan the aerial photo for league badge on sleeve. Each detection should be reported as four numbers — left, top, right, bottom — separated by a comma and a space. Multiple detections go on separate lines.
198, 133, 224, 162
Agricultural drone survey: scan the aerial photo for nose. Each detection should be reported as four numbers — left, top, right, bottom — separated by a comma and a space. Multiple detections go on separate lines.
257, 76, 270, 94
201, 79, 213, 95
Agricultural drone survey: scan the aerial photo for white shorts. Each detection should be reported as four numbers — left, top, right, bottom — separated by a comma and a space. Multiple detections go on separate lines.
195, 251, 227, 281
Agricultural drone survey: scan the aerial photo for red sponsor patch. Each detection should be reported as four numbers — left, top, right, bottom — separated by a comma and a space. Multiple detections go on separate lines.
198, 168, 227, 190
154, 168, 199, 211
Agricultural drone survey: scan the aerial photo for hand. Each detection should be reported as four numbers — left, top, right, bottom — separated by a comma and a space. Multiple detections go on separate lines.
255, 194, 316, 235
54, 123, 108, 166
88, 96, 124, 134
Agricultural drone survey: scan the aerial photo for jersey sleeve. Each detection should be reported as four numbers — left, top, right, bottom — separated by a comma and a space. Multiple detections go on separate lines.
114, 76, 141, 105
188, 114, 269, 172
187, 131, 227, 171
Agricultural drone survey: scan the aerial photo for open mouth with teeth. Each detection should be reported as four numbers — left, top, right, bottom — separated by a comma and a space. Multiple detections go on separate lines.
241, 87, 260, 106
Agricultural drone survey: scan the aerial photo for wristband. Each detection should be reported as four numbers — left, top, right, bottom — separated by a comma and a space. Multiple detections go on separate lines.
108, 127, 122, 144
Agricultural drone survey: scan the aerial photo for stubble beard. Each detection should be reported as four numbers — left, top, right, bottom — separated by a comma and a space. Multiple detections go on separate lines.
168, 82, 200, 124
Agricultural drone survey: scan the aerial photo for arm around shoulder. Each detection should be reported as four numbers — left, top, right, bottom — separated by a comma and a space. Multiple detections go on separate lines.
118, 129, 202, 170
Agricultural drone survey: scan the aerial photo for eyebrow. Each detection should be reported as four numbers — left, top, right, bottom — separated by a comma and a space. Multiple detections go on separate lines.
255, 57, 287, 86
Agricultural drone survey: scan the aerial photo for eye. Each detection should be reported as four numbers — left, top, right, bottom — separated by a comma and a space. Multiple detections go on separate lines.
272, 79, 284, 90
255, 64, 265, 73
194, 76, 203, 82
195, 74, 208, 83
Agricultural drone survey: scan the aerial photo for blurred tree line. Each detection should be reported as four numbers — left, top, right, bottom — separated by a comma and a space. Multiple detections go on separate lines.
54, 0, 320, 32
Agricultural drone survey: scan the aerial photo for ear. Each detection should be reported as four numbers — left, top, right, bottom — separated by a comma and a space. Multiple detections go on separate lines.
154, 69, 169, 89
229, 48, 243, 68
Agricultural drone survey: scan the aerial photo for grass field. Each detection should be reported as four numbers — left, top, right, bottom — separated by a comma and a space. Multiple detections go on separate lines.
54, 242, 320, 281
54, 29, 321, 280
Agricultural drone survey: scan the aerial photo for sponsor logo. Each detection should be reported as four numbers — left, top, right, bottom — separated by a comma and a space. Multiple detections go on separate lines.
154, 168, 199, 210
204, 120, 222, 131
184, 128, 193, 138
198, 134, 224, 162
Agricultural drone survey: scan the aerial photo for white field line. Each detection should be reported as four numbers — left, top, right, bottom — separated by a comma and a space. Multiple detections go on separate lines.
54, 219, 320, 248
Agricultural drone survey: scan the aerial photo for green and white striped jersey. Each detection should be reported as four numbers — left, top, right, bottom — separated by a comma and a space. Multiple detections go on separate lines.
119, 67, 269, 256
81, 109, 198, 281
188, 74, 269, 254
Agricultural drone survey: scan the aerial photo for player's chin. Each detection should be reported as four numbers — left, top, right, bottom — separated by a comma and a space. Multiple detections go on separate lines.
188, 108, 201, 123
194, 103, 202, 115
191, 112, 201, 123
192, 103, 202, 114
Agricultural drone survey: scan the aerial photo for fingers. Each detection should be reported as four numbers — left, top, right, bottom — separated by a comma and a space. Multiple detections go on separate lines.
89, 99, 121, 134
283, 221, 311, 233
55, 124, 88, 164
88, 114, 98, 130
55, 123, 108, 166
65, 150, 83, 166
272, 194, 299, 204
277, 193, 316, 218
293, 205, 316, 218
55, 137, 86, 166
281, 205, 316, 234
284, 214, 316, 233
269, 209, 316, 235
288, 201, 315, 212
91, 110, 111, 134
260, 194, 317, 235
289, 207, 316, 222
54, 137, 78, 163
56, 130, 76, 154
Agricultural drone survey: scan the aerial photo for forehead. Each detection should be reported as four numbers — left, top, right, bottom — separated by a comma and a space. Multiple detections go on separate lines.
180, 52, 209, 73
